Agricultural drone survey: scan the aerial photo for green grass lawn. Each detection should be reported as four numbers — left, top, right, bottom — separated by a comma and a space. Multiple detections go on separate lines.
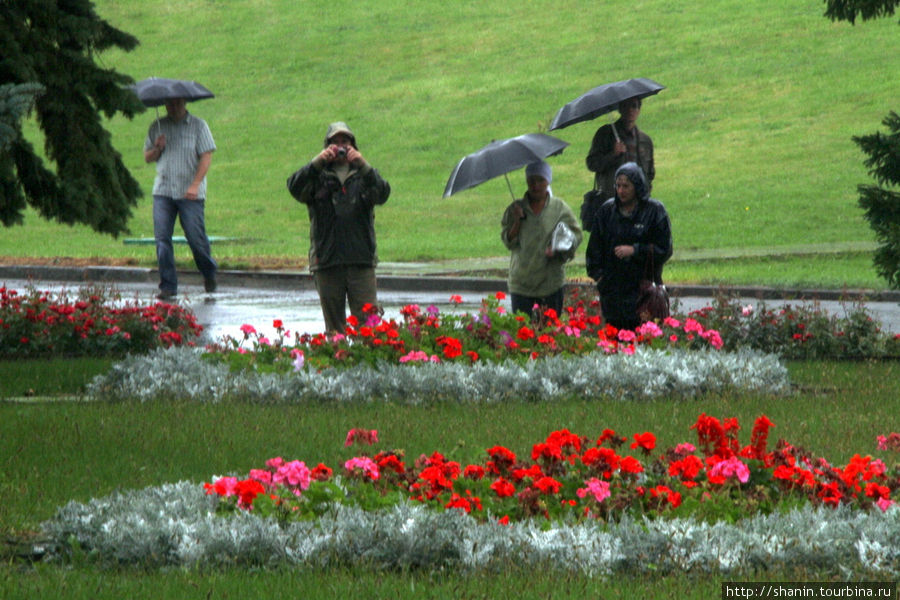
0, 358, 114, 398
5, 0, 898, 289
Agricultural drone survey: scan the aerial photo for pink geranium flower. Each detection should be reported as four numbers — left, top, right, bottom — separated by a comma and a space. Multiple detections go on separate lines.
576, 477, 611, 503
249, 469, 272, 486
617, 329, 636, 343
344, 456, 380, 481
273, 460, 311, 492
345, 428, 378, 447
709, 456, 750, 484
683, 318, 704, 334
637, 321, 663, 338
291, 348, 305, 371
876, 497, 895, 512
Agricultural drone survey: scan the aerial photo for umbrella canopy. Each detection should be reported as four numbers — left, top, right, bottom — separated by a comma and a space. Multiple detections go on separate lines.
132, 77, 215, 108
548, 78, 664, 131
442, 133, 569, 199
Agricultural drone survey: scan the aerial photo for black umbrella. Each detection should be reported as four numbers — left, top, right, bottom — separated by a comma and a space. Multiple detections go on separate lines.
442, 133, 569, 199
132, 77, 215, 107
548, 78, 664, 131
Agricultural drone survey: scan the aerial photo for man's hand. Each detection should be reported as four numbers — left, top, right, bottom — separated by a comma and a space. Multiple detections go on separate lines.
345, 147, 363, 165
318, 144, 339, 162
185, 183, 200, 200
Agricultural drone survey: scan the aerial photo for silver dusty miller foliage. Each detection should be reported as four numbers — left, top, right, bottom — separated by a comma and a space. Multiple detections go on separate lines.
86, 346, 790, 404
41, 481, 900, 575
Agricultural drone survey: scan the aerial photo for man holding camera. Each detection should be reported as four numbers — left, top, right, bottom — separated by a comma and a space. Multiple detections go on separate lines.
287, 122, 391, 333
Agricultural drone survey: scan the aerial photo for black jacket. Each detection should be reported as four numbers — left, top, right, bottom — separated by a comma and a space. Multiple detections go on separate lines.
585, 163, 671, 327
287, 161, 390, 271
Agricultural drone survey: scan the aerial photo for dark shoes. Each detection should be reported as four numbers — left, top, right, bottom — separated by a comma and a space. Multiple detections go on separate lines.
156, 277, 214, 300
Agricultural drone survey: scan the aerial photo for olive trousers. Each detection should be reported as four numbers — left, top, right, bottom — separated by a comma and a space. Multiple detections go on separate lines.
313, 265, 377, 333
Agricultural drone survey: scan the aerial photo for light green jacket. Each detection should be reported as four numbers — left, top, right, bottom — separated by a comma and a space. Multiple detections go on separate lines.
501, 194, 582, 298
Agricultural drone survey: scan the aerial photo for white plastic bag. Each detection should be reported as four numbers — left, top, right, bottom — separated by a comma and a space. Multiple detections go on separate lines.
550, 221, 576, 253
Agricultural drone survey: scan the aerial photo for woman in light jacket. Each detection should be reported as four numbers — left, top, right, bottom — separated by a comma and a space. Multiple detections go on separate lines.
501, 161, 582, 319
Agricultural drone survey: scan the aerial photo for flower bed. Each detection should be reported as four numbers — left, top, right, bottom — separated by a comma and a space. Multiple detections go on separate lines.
204, 292, 726, 373
204, 416, 899, 524
0, 285, 203, 358
203, 291, 900, 377
686, 293, 900, 359
41, 416, 900, 574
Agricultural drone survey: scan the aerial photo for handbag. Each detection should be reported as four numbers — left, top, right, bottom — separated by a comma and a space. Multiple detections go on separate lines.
581, 188, 604, 232
636, 245, 670, 323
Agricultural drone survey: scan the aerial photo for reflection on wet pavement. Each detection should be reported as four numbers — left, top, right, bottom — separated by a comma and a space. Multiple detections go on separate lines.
3, 278, 898, 345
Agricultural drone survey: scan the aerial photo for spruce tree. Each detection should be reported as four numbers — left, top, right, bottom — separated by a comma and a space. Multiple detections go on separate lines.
0, 0, 145, 237
854, 113, 900, 289
824, 0, 899, 288
824, 0, 898, 23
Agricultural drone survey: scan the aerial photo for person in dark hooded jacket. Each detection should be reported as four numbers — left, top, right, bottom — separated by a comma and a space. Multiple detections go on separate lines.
585, 162, 671, 330
287, 122, 390, 333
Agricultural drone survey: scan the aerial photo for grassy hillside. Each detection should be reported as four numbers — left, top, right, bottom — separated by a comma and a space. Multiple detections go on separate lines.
6, 0, 898, 287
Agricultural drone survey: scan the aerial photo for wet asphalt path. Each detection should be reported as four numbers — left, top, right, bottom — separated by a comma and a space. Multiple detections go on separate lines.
2, 273, 898, 343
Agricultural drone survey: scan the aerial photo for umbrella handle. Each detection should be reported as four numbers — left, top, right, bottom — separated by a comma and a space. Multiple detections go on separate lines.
504, 173, 516, 200
611, 122, 621, 143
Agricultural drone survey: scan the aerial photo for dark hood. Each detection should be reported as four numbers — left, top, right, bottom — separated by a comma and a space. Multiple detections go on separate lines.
614, 162, 650, 204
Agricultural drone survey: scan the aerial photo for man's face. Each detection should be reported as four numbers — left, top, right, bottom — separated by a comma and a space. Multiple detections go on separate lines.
164, 98, 187, 118
618, 99, 641, 123
328, 133, 352, 163
329, 133, 352, 150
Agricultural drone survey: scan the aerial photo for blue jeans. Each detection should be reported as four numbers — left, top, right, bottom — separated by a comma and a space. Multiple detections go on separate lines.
153, 195, 217, 293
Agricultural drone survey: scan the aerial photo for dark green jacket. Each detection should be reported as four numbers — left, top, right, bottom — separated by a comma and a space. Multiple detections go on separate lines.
584, 120, 654, 231
287, 161, 390, 271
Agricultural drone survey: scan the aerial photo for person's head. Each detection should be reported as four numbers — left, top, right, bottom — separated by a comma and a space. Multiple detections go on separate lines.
525, 161, 552, 197
525, 161, 551, 197
617, 97, 642, 125
324, 121, 358, 150
164, 98, 187, 120
614, 162, 649, 205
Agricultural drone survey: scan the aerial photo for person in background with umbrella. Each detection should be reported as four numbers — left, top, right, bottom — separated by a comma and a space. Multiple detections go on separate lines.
143, 97, 218, 300
585, 162, 671, 331
501, 161, 582, 319
286, 122, 391, 333
583, 97, 655, 231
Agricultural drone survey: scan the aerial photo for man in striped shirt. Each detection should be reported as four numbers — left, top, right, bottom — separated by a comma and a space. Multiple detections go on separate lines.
144, 97, 217, 300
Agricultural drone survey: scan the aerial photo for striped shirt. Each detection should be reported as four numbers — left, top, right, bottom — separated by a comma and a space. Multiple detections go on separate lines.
144, 112, 216, 199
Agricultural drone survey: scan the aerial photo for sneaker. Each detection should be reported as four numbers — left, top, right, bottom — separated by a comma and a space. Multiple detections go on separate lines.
204, 277, 217, 293
156, 290, 176, 301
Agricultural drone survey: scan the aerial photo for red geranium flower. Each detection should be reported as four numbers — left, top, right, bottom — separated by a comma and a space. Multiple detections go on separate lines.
630, 432, 656, 453
619, 455, 644, 474
517, 326, 535, 341
533, 476, 562, 495
463, 464, 485, 480
490, 477, 516, 498
310, 463, 333, 481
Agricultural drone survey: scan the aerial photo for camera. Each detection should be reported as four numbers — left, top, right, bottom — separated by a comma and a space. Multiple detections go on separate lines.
336, 147, 347, 158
